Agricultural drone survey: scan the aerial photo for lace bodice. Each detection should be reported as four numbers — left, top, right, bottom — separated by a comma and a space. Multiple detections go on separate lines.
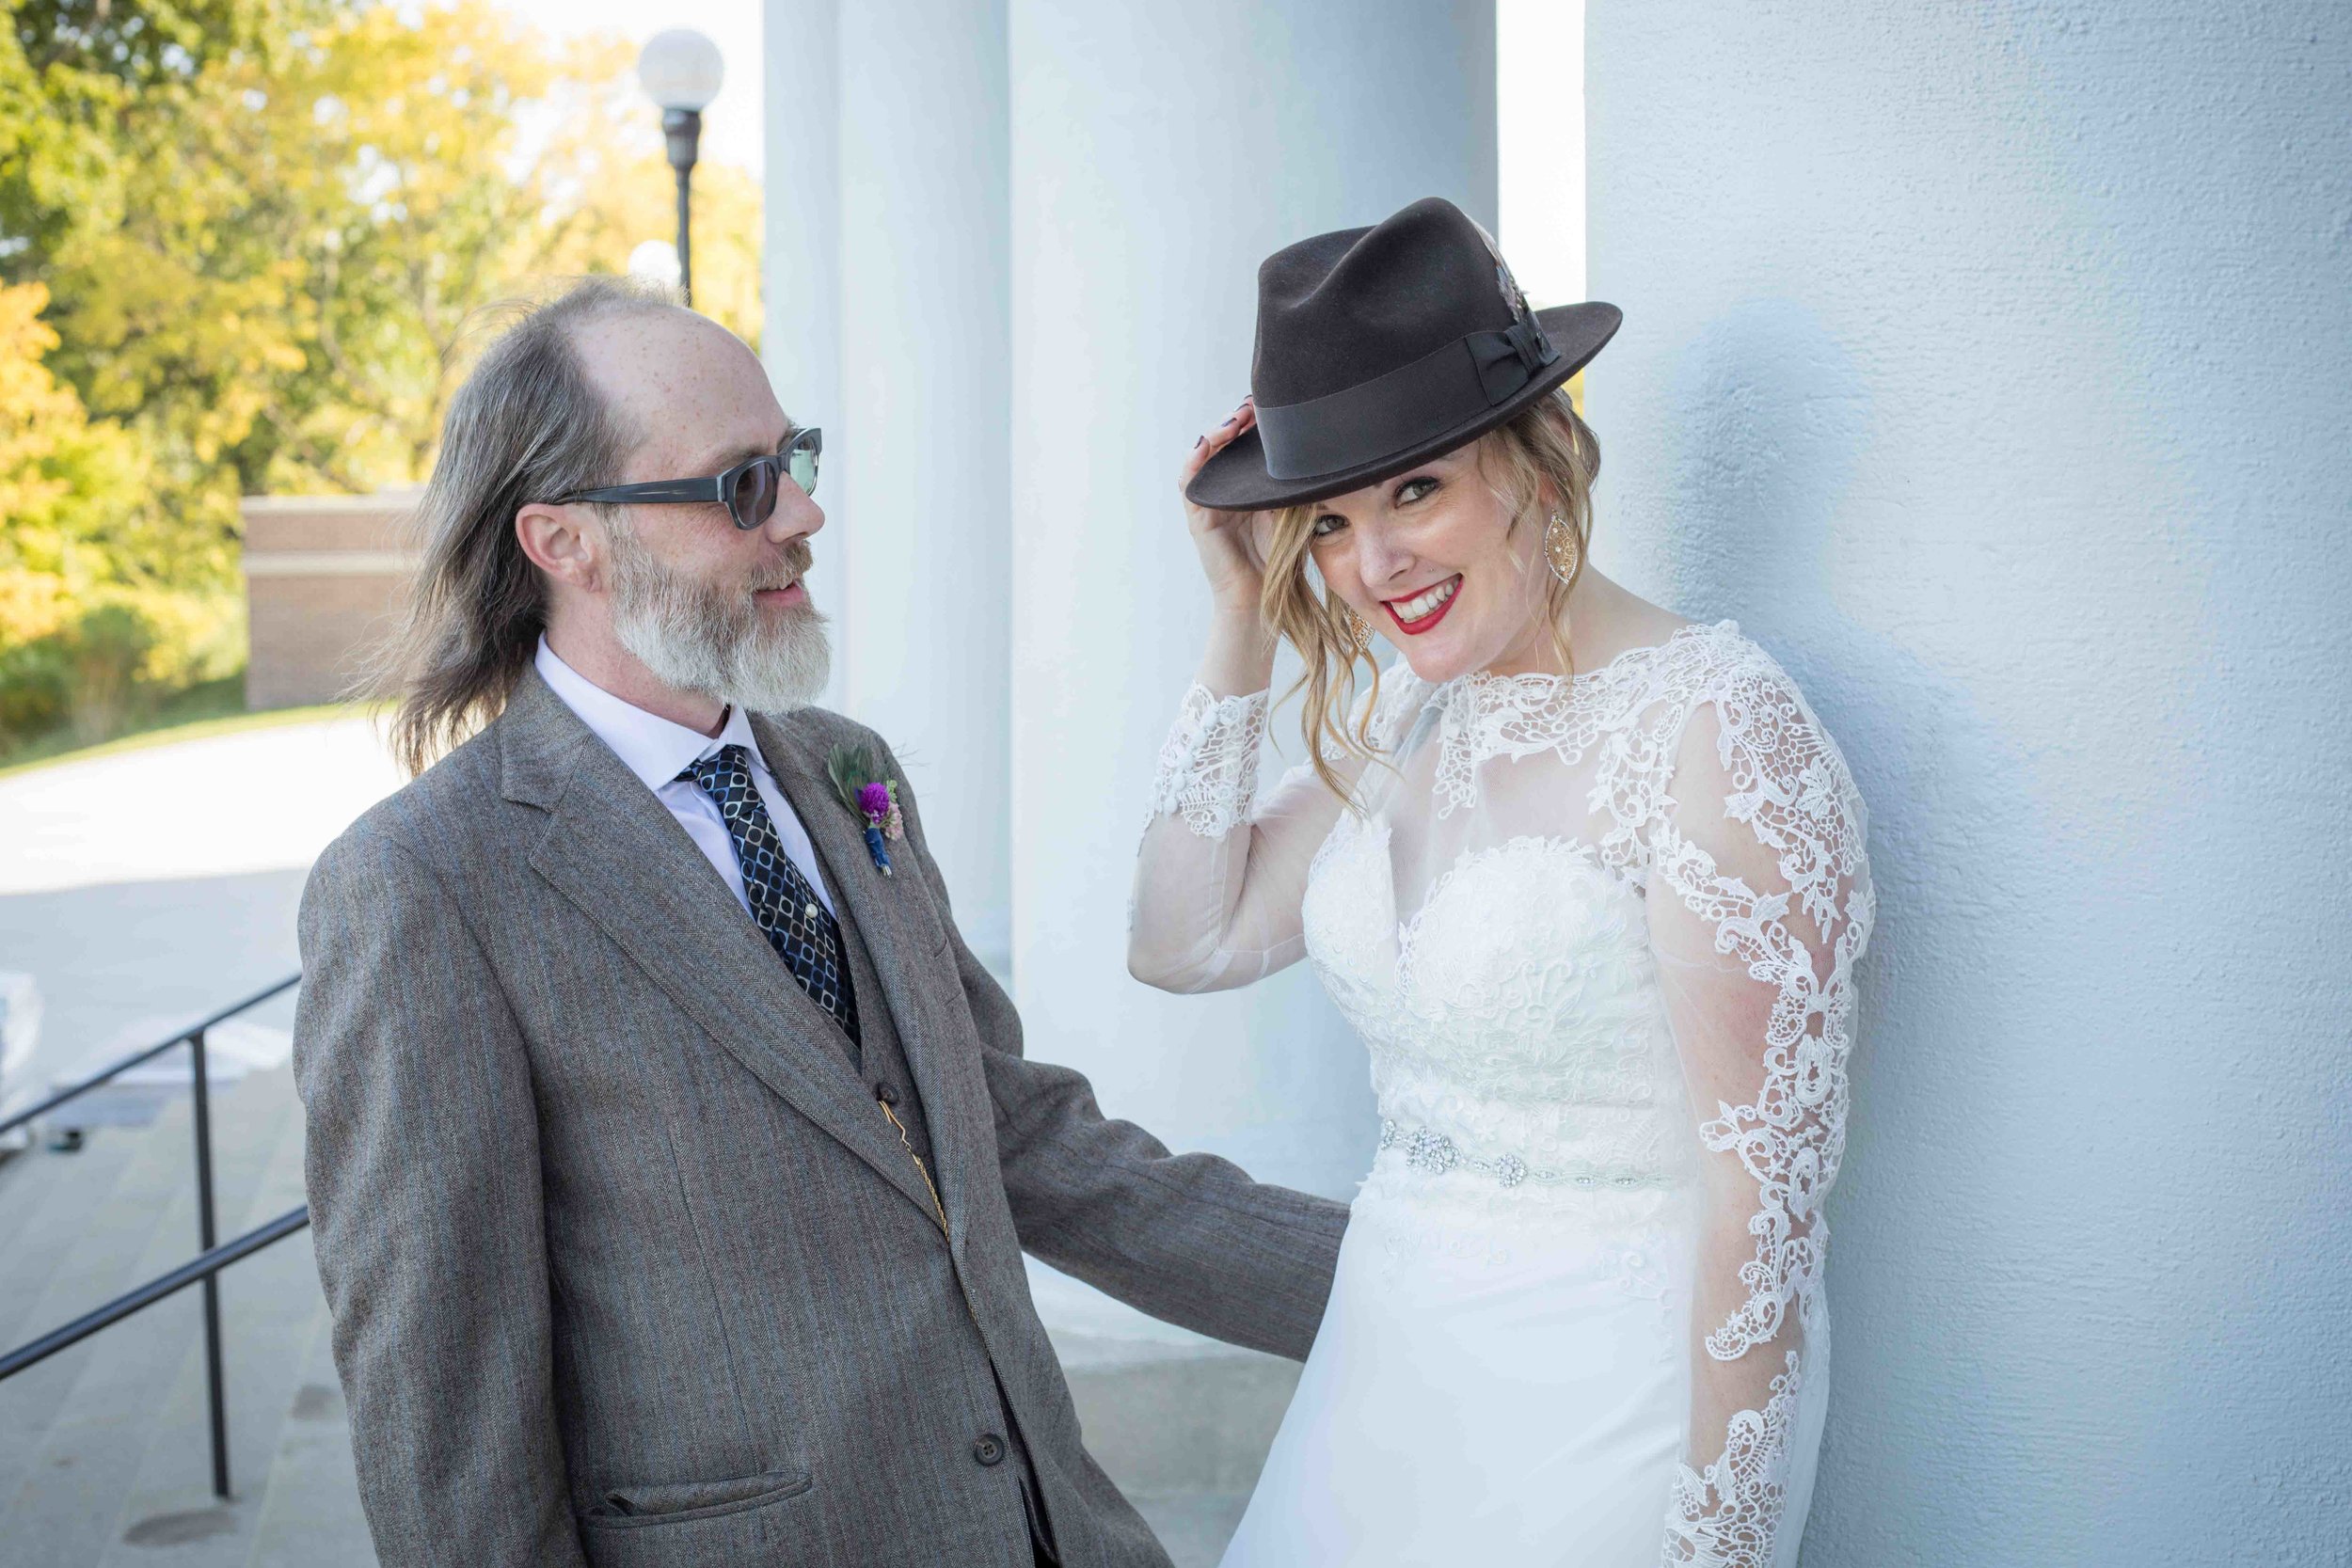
1131, 620, 1874, 1568
1303, 813, 1689, 1197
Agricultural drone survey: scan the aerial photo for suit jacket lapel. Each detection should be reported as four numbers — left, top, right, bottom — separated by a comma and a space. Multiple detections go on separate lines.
499, 673, 942, 1224
755, 713, 996, 1251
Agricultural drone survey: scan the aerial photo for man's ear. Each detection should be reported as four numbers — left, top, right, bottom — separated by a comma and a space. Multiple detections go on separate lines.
516, 502, 602, 593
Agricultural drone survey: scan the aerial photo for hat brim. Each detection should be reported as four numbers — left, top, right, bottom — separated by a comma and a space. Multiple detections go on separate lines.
1185, 302, 1621, 513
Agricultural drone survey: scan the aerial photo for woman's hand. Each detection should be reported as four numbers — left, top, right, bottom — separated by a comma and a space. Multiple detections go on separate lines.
1181, 396, 1272, 620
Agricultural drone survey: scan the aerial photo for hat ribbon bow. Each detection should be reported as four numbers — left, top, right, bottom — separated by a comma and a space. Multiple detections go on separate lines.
1470, 315, 1562, 404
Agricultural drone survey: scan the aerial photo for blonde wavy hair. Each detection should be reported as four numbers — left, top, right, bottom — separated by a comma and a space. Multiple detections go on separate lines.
1259, 384, 1601, 802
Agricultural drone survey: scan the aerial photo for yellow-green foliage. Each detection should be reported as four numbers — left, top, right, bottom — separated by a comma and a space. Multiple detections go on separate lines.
1, 0, 761, 750
0, 277, 220, 739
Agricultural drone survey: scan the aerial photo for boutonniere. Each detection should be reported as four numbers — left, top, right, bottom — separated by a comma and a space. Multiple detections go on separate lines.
826, 744, 905, 877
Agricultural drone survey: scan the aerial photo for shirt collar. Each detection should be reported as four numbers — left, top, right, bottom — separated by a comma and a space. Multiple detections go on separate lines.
533, 636, 761, 794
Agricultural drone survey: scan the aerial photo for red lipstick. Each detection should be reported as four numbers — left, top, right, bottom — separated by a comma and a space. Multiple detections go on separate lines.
1382, 575, 1463, 637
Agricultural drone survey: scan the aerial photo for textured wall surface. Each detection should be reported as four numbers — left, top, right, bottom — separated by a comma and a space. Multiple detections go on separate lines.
1583, 5, 2352, 1562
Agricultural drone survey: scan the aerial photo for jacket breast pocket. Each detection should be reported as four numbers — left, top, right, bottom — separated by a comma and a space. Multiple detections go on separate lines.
579, 1466, 816, 1568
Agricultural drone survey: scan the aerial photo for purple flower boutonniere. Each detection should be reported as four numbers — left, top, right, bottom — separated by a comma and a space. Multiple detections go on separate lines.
826, 744, 905, 877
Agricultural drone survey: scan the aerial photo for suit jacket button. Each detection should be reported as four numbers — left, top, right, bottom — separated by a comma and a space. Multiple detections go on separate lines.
973, 1433, 1006, 1466
875, 1083, 901, 1107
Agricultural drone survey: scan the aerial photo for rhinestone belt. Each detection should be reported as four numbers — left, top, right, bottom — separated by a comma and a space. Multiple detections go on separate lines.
1377, 1118, 1671, 1193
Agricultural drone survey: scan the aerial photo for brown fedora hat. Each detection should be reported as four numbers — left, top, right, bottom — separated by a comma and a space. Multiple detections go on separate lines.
1187, 196, 1620, 513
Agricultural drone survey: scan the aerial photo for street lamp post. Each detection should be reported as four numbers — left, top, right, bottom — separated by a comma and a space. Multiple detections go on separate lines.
636, 29, 725, 307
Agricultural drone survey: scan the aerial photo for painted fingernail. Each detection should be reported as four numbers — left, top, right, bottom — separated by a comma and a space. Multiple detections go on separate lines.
1196, 436, 1205, 448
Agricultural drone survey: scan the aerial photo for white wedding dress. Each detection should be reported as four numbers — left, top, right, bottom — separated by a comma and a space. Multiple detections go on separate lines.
1130, 620, 1873, 1567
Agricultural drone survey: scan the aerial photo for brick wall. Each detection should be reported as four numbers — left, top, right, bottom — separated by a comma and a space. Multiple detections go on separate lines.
240, 492, 421, 710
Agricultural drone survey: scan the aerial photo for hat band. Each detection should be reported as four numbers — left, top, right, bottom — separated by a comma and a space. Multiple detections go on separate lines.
1254, 317, 1560, 483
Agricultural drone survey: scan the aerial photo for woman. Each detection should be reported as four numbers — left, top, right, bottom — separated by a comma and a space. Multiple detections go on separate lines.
1128, 198, 1874, 1566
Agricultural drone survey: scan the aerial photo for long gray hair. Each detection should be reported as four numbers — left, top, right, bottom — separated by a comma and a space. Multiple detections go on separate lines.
369, 276, 678, 776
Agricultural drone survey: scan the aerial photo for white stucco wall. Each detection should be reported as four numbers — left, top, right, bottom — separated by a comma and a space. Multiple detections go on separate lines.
1006, 0, 1497, 1200
1583, 5, 2352, 1562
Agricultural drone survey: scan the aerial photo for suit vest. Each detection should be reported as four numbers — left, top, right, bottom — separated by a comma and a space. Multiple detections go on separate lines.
819, 876, 1057, 1560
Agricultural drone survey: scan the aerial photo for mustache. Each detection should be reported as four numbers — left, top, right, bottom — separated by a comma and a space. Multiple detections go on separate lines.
752, 539, 815, 593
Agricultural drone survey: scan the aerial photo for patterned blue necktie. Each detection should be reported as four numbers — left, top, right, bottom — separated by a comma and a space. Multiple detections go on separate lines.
679, 745, 860, 1048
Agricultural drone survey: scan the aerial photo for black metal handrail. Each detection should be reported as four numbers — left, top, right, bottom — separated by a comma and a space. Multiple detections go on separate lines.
0, 973, 310, 1501
0, 1206, 310, 1380
0, 974, 302, 1139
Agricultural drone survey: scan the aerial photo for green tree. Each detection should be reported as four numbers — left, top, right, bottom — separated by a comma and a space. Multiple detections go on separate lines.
0, 0, 297, 275
1, 0, 762, 748
0, 277, 147, 598
28, 2, 759, 501
0, 277, 233, 741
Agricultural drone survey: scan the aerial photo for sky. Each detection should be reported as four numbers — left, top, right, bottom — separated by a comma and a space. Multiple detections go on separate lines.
491, 0, 766, 177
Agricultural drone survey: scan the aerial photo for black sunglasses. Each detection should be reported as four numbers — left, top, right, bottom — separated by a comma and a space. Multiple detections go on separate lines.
553, 426, 821, 531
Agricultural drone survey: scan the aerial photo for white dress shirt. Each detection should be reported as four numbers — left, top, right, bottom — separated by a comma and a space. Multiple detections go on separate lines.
533, 638, 836, 919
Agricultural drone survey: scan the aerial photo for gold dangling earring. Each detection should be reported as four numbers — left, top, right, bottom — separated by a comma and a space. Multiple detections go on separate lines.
1543, 510, 1581, 587
1342, 605, 1373, 659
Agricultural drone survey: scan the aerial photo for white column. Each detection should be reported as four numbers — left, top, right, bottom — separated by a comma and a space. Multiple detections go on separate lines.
1585, 5, 2352, 1562
834, 1, 1012, 967
1006, 0, 1499, 1200
760, 0, 842, 703
765, 0, 1013, 965
1497, 0, 1585, 307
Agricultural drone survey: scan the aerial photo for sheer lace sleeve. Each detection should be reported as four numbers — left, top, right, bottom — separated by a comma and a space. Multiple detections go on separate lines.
1645, 657, 1874, 1568
1127, 682, 1354, 994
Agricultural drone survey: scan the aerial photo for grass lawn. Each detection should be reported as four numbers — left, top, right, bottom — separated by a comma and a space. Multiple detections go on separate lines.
0, 673, 381, 779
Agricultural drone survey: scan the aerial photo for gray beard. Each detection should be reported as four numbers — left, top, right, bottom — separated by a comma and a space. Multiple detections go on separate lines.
602, 518, 831, 714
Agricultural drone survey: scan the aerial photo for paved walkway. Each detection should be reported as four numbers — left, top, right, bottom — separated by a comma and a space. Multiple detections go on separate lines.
0, 717, 405, 898
0, 716, 405, 1091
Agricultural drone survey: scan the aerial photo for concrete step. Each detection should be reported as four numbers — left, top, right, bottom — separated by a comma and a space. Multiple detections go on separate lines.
245, 1304, 376, 1568
0, 1102, 167, 1347
100, 1076, 319, 1568
1131, 1491, 1253, 1568
0, 1066, 306, 1566
1054, 1331, 1299, 1497
0, 1093, 199, 1525
1052, 1330, 1296, 1568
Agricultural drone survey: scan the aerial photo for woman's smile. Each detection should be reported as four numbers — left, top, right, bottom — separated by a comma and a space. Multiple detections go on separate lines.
1382, 574, 1463, 635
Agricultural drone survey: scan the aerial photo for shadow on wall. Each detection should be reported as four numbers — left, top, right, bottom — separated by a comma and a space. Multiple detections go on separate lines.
1644, 298, 2087, 1546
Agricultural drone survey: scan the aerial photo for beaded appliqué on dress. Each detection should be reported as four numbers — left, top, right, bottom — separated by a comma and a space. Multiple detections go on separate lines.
1148, 684, 1268, 837
1379, 1117, 1674, 1191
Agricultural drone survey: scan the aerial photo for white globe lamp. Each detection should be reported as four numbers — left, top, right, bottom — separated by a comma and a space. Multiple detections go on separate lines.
636, 30, 725, 305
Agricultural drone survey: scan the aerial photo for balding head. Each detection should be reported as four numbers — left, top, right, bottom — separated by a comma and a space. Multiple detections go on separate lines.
569, 306, 787, 486
377, 277, 827, 770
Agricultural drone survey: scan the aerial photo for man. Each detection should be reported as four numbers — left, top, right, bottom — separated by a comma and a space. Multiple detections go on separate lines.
293, 277, 1346, 1568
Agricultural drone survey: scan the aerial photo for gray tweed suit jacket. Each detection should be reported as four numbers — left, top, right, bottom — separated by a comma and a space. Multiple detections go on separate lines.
292, 670, 1348, 1568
